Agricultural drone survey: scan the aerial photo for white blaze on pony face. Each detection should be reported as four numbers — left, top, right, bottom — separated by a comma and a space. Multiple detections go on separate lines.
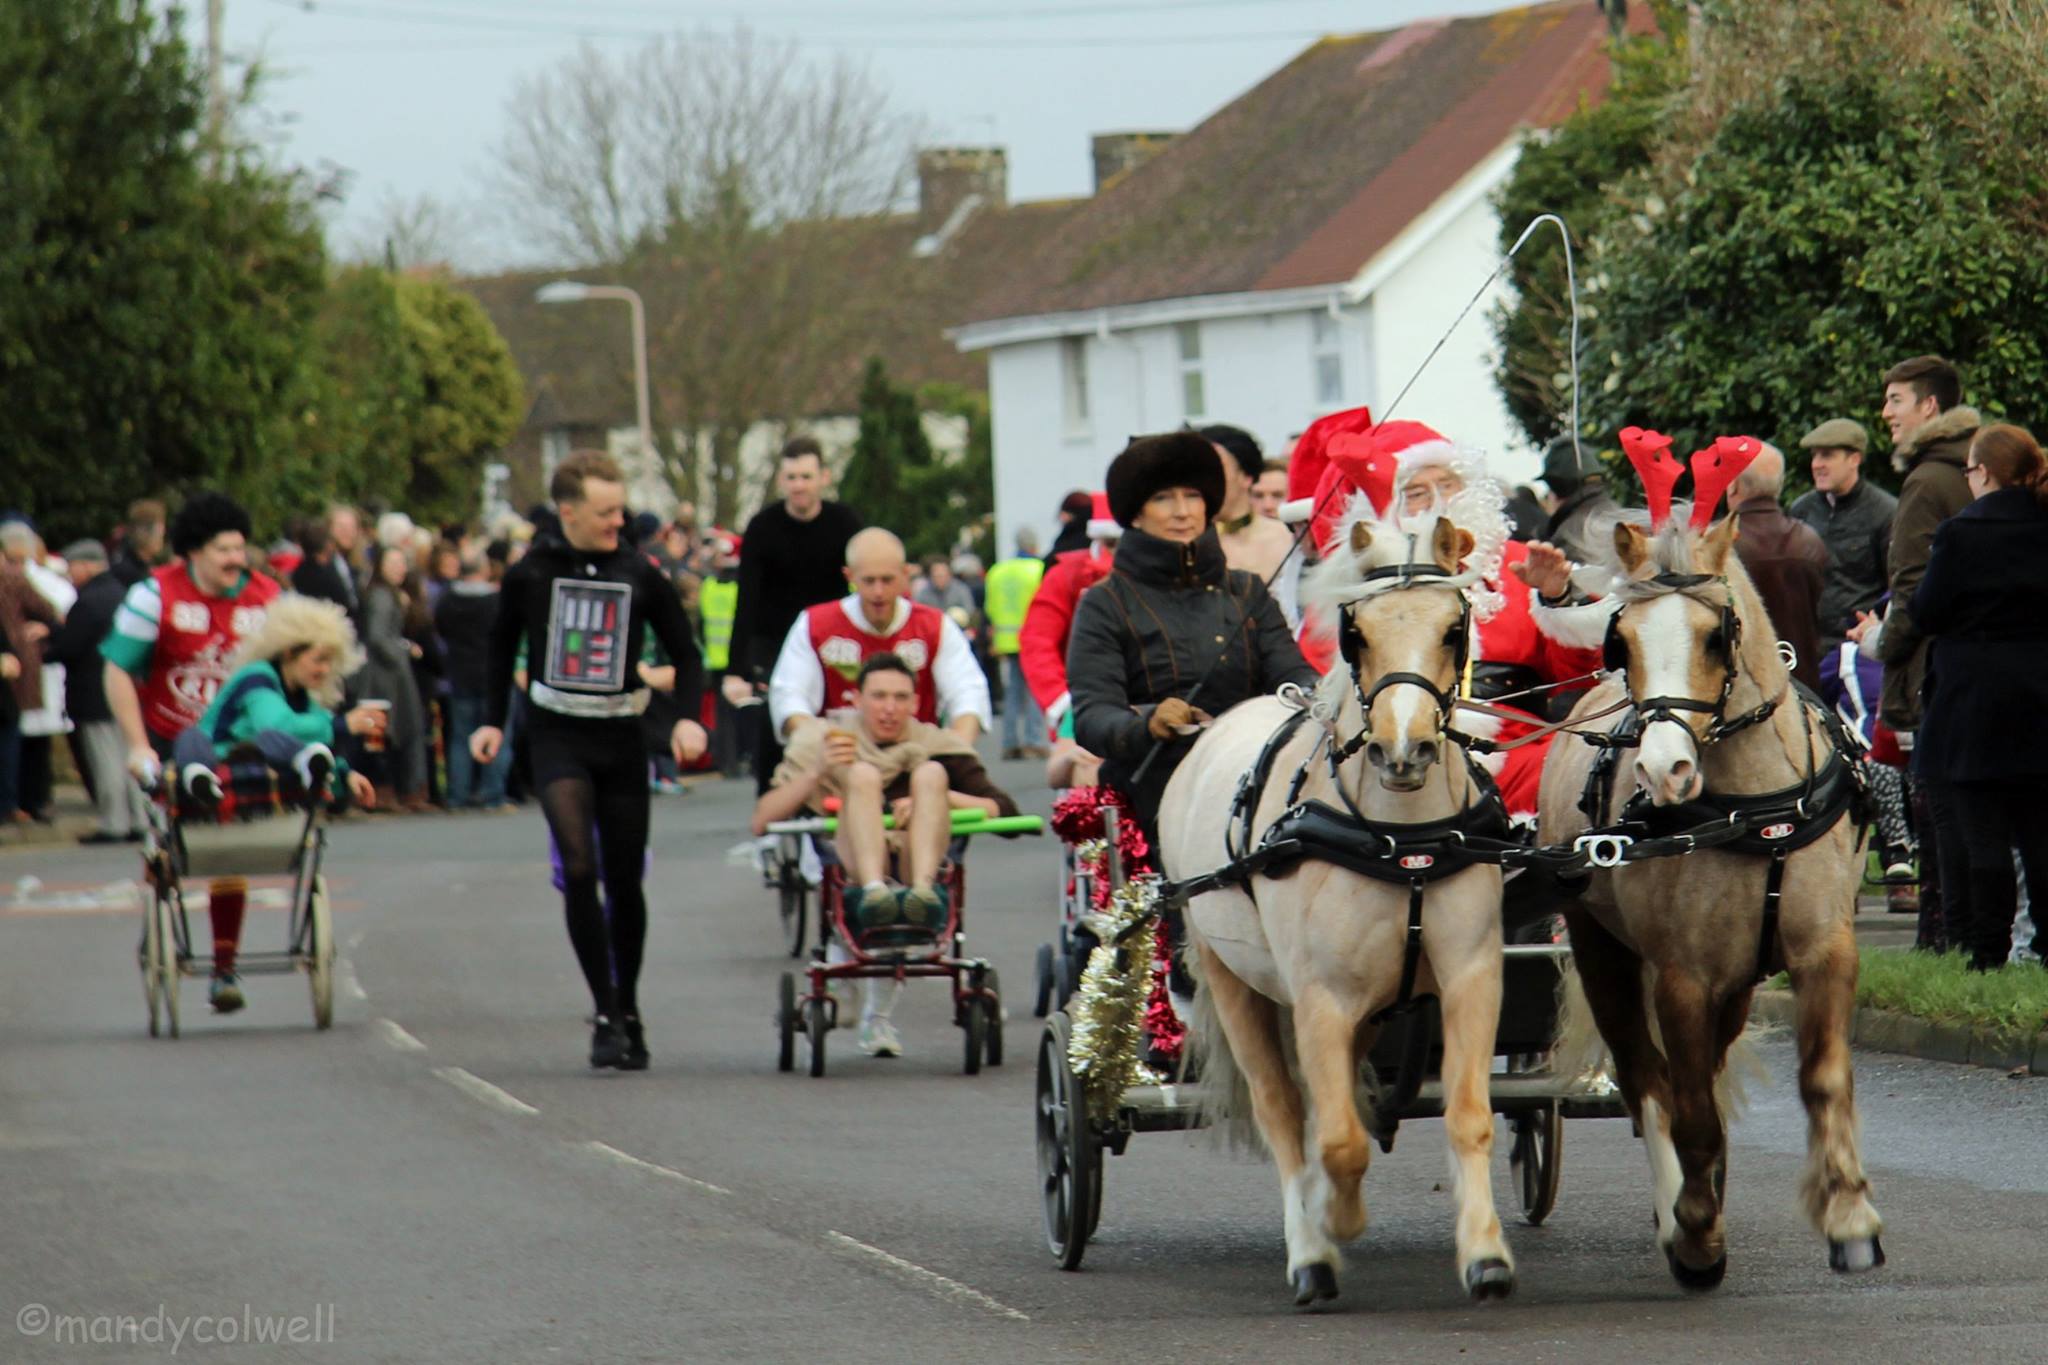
1621, 593, 1721, 805
1335, 516, 1474, 792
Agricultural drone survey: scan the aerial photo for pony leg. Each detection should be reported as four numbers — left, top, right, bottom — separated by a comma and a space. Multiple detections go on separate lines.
1426, 927, 1515, 1300
1293, 982, 1374, 1254
1651, 968, 1731, 1289
1562, 907, 1679, 1259
1787, 922, 1885, 1271
1194, 942, 1331, 1302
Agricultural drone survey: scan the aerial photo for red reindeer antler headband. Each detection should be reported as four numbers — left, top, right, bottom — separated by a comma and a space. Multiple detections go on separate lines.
1618, 427, 1760, 530
1686, 435, 1762, 530
1619, 427, 1683, 528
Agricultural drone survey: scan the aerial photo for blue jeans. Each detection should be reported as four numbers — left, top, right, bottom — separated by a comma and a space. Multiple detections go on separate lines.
446, 692, 511, 807
1001, 654, 1044, 751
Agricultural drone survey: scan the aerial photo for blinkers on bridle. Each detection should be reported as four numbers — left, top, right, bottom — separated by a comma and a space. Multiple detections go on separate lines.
1602, 572, 1775, 744
1331, 561, 1473, 764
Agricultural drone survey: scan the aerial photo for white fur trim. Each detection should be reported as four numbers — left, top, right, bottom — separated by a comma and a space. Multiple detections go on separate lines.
1392, 439, 1459, 474
1043, 691, 1071, 731
1451, 706, 1503, 741
1278, 496, 1316, 525
1087, 518, 1119, 540
1528, 587, 1619, 650
1475, 749, 1507, 779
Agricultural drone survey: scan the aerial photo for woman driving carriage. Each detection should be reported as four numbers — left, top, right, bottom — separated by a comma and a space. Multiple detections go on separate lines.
1066, 432, 1319, 987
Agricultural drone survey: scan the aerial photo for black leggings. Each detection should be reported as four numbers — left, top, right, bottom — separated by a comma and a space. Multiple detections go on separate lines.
1946, 777, 2048, 967
532, 718, 651, 1017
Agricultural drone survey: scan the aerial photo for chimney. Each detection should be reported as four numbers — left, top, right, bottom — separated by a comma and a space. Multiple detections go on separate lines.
1091, 131, 1176, 193
917, 147, 1007, 228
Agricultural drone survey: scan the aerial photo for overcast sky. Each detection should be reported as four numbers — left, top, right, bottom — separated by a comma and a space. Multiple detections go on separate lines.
171, 0, 1519, 268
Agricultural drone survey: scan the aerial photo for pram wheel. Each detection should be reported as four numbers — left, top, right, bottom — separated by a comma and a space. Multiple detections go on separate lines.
805, 996, 830, 1078
982, 968, 1004, 1068
962, 994, 988, 1076
779, 872, 808, 959
776, 973, 797, 1073
1032, 942, 1054, 1018
155, 891, 182, 1039
1510, 1101, 1563, 1225
306, 874, 334, 1030
140, 885, 164, 1037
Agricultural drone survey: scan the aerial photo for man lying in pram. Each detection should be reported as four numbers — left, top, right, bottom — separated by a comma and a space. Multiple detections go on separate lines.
171, 593, 382, 819
750, 651, 1019, 1056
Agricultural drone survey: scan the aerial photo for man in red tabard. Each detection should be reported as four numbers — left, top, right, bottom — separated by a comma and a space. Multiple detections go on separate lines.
101, 492, 282, 1012
766, 527, 990, 746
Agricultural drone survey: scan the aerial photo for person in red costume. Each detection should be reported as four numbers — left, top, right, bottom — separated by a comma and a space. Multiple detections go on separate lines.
1015, 492, 1119, 784
1288, 413, 1608, 819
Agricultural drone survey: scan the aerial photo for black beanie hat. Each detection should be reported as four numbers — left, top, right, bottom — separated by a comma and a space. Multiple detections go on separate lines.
1105, 431, 1227, 529
169, 491, 253, 557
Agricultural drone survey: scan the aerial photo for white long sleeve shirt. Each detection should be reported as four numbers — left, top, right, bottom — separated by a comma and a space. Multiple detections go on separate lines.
767, 594, 992, 736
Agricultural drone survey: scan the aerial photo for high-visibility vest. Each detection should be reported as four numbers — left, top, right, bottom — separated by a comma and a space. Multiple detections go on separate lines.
983, 556, 1044, 656
700, 575, 738, 672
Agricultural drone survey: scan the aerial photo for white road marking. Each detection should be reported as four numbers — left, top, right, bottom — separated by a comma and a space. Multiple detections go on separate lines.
432, 1067, 539, 1116
345, 932, 364, 951
823, 1231, 1031, 1322
339, 960, 369, 1001
580, 1141, 732, 1197
375, 1018, 426, 1052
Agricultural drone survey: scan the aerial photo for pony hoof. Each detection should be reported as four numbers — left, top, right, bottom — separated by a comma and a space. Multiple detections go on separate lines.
1665, 1247, 1728, 1292
1291, 1263, 1339, 1307
1464, 1258, 1515, 1301
1829, 1236, 1885, 1273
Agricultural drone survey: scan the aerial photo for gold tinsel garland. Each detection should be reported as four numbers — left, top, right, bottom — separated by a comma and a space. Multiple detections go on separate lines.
1065, 876, 1163, 1114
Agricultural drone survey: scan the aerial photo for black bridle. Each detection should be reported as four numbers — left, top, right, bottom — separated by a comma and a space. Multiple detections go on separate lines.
1602, 573, 1781, 746
1329, 562, 1473, 768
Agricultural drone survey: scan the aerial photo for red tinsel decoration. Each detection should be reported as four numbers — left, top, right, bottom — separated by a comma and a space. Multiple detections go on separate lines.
1049, 786, 1183, 1061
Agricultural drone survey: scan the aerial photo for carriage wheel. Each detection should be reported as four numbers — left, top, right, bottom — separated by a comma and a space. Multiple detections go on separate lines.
307, 875, 335, 1031
962, 997, 987, 1076
779, 873, 808, 959
1032, 943, 1054, 1019
805, 996, 829, 1078
1511, 1102, 1564, 1225
983, 969, 1004, 1068
776, 973, 797, 1073
141, 885, 164, 1038
1053, 951, 1077, 1011
156, 891, 182, 1040
1036, 1013, 1100, 1270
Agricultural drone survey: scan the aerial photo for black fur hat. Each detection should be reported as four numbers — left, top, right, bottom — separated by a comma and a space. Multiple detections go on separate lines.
169, 491, 253, 557
1105, 431, 1226, 529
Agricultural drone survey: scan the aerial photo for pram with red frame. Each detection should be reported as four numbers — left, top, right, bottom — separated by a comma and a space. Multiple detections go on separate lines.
768, 812, 1042, 1077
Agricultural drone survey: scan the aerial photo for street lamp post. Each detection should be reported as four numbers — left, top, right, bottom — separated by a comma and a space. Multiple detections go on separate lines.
536, 280, 654, 481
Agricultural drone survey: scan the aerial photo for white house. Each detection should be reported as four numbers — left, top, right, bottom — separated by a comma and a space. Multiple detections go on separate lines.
952, 1, 1629, 554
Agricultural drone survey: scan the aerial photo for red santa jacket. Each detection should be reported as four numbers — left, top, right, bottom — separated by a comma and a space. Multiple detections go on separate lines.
1301, 540, 1603, 815
1016, 545, 1114, 737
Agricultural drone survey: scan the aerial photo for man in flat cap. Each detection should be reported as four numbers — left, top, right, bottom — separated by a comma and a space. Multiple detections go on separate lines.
1790, 417, 1896, 650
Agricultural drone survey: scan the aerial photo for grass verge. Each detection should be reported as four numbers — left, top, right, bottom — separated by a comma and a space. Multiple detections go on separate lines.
1767, 948, 2048, 1034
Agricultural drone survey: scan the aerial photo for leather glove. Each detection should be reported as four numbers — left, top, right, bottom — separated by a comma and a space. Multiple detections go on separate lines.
1148, 696, 1195, 741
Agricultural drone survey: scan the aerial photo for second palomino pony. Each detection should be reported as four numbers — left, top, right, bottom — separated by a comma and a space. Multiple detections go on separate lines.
1539, 430, 1883, 1289
1158, 475, 1516, 1306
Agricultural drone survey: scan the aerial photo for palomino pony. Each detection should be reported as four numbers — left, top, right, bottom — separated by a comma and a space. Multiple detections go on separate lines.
1538, 460, 1884, 1289
1158, 510, 1516, 1307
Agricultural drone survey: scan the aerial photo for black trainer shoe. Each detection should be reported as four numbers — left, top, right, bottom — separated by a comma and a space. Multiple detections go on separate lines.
617, 1016, 649, 1071
590, 1015, 627, 1069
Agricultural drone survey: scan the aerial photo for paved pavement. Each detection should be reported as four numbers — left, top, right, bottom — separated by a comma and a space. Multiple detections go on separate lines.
4, 759, 2045, 1363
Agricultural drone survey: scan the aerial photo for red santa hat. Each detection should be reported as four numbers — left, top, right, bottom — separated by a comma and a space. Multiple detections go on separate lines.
1086, 490, 1118, 541
1305, 420, 1459, 556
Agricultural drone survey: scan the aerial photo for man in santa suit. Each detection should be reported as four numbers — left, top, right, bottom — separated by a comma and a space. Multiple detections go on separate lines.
1291, 414, 1607, 819
768, 527, 990, 746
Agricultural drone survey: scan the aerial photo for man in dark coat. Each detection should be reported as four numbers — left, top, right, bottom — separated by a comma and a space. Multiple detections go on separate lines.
1791, 417, 1896, 649
1536, 433, 1619, 567
723, 436, 863, 794
1728, 445, 1829, 693
1872, 356, 1975, 732
291, 518, 363, 633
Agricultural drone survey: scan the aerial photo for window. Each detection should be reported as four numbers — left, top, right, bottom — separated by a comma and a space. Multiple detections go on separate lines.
1177, 321, 1205, 419
541, 427, 572, 481
1311, 310, 1344, 405
1060, 335, 1090, 432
